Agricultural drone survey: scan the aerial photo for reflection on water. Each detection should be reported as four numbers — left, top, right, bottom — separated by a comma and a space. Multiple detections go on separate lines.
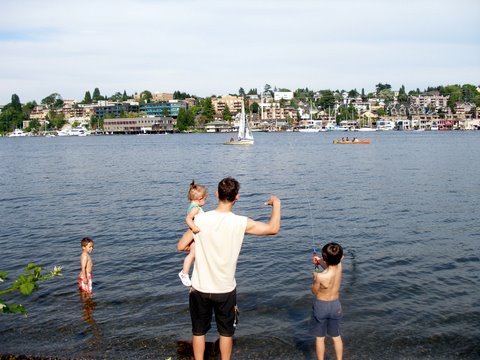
79, 291, 102, 358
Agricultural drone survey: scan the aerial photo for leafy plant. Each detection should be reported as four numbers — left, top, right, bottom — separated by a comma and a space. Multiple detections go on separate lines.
0, 263, 62, 315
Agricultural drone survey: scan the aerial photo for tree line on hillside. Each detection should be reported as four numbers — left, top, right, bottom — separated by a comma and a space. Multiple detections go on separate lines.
1, 83, 479, 134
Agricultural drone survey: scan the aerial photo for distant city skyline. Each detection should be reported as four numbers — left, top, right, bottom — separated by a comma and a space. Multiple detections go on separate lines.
1, 0, 479, 105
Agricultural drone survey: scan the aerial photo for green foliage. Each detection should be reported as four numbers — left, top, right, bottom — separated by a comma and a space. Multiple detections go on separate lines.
176, 108, 196, 131
377, 88, 395, 104
200, 97, 214, 122
139, 90, 153, 104
83, 91, 92, 104
0, 94, 26, 133
46, 110, 66, 130
92, 88, 103, 101
375, 83, 392, 93
348, 89, 359, 98
0, 264, 62, 315
336, 105, 357, 121
173, 90, 193, 100
398, 85, 408, 103
222, 105, 232, 122
26, 118, 41, 133
317, 90, 336, 110
41, 93, 63, 109
294, 88, 314, 102
249, 102, 260, 114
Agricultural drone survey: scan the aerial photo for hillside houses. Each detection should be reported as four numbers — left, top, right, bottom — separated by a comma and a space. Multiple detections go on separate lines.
7, 88, 480, 134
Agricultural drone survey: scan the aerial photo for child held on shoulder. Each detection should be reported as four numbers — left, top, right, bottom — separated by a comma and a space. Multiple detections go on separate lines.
311, 242, 344, 360
178, 180, 208, 287
78, 237, 94, 294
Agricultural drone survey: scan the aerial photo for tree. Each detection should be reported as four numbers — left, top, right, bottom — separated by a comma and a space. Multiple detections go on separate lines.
41, 93, 63, 109
348, 89, 359, 98
250, 102, 260, 114
46, 110, 66, 130
375, 83, 392, 93
461, 84, 478, 103
92, 88, 103, 101
238, 88, 245, 98
9, 94, 22, 111
318, 90, 336, 110
26, 119, 41, 133
377, 89, 395, 104
176, 108, 196, 131
398, 85, 408, 103
139, 90, 153, 104
109, 92, 123, 102
1, 263, 62, 315
440, 85, 462, 110
0, 94, 25, 132
223, 105, 232, 122
361, 88, 367, 101
200, 97, 214, 122
264, 84, 273, 97
173, 91, 192, 100
83, 91, 92, 104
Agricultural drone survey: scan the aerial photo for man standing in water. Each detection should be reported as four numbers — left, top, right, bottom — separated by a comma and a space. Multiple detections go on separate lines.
177, 177, 281, 360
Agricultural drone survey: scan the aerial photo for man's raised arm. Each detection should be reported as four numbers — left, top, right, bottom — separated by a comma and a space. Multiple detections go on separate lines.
245, 195, 281, 236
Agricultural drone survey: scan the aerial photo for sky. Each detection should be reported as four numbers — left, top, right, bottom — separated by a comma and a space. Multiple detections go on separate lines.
1, 0, 479, 105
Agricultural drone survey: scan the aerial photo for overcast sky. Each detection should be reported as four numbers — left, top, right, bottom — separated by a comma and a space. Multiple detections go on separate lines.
1, 0, 479, 104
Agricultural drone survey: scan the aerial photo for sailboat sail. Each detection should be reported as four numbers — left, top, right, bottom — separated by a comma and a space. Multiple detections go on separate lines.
224, 101, 254, 145
238, 102, 254, 141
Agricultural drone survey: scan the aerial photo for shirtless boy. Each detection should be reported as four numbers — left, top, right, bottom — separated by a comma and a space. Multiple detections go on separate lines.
78, 237, 94, 294
310, 242, 344, 360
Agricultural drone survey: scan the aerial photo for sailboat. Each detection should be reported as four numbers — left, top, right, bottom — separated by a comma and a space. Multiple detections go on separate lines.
224, 101, 254, 145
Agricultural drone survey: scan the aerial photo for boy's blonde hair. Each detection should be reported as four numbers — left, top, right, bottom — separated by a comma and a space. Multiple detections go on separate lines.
188, 180, 207, 201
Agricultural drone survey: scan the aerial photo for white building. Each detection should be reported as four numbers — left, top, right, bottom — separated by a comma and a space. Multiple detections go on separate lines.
274, 91, 294, 101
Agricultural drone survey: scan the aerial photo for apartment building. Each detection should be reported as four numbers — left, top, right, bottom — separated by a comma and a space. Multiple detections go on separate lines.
409, 94, 449, 110
212, 95, 242, 114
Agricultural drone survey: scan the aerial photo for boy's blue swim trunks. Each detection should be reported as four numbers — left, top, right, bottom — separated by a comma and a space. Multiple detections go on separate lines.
310, 299, 343, 337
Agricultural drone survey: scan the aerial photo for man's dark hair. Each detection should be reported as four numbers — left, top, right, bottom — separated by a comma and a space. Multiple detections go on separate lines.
218, 177, 240, 202
322, 242, 343, 265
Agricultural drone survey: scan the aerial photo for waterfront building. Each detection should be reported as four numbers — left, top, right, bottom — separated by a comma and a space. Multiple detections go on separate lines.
103, 117, 175, 134
139, 100, 186, 118
94, 101, 140, 118
204, 120, 233, 133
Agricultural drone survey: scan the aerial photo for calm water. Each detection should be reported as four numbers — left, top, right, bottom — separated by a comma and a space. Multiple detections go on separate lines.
0, 132, 479, 359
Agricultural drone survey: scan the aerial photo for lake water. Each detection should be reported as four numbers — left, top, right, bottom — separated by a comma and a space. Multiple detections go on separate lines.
0, 131, 479, 359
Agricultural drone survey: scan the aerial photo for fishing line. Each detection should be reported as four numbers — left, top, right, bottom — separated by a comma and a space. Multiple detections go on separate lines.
286, 140, 317, 249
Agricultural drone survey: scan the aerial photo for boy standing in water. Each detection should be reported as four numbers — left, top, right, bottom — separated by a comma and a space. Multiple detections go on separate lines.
179, 181, 208, 287
78, 237, 94, 294
311, 242, 344, 360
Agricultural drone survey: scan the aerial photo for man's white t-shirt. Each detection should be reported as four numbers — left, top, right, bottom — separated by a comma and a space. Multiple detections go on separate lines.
191, 210, 247, 293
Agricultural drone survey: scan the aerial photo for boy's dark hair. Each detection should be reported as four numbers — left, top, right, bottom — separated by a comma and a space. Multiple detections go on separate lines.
322, 242, 343, 265
81, 237, 93, 248
218, 177, 240, 202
